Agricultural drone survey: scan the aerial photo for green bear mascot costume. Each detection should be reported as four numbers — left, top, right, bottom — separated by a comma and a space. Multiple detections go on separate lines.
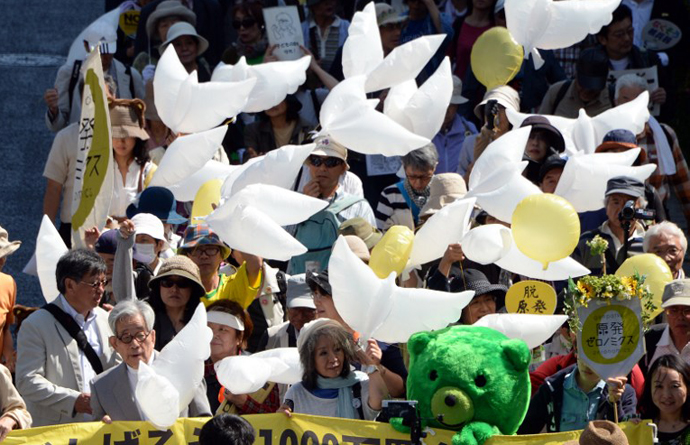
392, 325, 532, 445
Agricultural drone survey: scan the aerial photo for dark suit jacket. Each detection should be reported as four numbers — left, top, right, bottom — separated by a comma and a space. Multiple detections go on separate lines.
90, 359, 211, 421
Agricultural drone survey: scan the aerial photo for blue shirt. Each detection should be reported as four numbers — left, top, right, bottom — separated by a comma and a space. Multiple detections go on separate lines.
433, 114, 477, 174
400, 13, 454, 82
560, 369, 606, 432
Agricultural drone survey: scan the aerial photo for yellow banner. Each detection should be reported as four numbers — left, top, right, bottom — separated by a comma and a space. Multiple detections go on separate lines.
4, 414, 654, 445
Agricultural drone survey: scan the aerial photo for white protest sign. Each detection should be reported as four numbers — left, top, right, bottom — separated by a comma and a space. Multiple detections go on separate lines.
71, 48, 113, 248
642, 19, 682, 51
607, 66, 660, 116
366, 155, 402, 177
576, 298, 644, 381
264, 6, 304, 61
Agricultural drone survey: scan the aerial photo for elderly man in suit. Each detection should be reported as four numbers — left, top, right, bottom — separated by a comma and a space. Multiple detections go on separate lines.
16, 249, 119, 426
90, 299, 211, 421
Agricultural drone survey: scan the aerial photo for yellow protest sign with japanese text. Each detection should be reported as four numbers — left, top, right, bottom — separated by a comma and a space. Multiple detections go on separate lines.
505, 280, 557, 315
4, 414, 655, 445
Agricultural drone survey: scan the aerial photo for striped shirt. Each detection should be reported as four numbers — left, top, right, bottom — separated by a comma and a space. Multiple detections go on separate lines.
375, 183, 412, 230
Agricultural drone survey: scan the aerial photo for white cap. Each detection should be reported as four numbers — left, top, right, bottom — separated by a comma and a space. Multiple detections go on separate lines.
132, 213, 166, 243
287, 274, 316, 309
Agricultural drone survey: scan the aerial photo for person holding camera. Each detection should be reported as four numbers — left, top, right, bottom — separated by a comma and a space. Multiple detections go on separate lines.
572, 176, 651, 276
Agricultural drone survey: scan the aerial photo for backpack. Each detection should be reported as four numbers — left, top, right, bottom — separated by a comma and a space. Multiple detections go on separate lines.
288, 195, 364, 274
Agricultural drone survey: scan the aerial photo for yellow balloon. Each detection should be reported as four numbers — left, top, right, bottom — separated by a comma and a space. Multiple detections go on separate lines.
615, 254, 673, 319
369, 226, 415, 279
471, 27, 524, 91
191, 179, 223, 223
512, 194, 581, 270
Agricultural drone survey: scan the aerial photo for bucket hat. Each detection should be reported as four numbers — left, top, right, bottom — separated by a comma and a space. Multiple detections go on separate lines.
419, 173, 468, 218
520, 115, 566, 154
338, 218, 382, 251
126, 186, 187, 224
160, 22, 209, 57
450, 269, 507, 308
178, 224, 231, 259
148, 255, 206, 299
146, 0, 197, 42
109, 98, 150, 140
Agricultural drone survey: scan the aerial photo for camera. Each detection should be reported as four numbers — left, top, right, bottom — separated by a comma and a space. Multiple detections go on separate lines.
484, 99, 499, 130
618, 200, 656, 222
383, 400, 426, 445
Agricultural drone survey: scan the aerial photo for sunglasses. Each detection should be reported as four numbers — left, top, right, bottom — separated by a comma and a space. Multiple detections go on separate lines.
190, 246, 221, 257
308, 156, 344, 168
160, 278, 193, 289
232, 17, 257, 30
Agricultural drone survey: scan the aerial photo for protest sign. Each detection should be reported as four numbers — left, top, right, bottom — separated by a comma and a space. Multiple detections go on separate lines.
4, 414, 655, 445
643, 19, 682, 51
119, 9, 140, 37
264, 6, 304, 61
505, 281, 557, 315
70, 48, 113, 248
577, 298, 644, 381
606, 66, 660, 116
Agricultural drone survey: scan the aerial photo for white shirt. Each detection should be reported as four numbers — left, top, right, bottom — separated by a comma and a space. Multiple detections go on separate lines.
600, 221, 645, 255
649, 325, 690, 367
610, 57, 631, 71
111, 161, 154, 217
622, 0, 654, 48
58, 295, 102, 395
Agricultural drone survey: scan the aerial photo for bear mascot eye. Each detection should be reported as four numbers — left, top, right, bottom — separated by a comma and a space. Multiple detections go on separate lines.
474, 374, 487, 387
429, 370, 438, 381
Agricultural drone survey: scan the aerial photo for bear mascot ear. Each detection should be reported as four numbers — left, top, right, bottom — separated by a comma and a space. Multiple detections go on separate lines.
501, 339, 531, 372
408, 331, 434, 357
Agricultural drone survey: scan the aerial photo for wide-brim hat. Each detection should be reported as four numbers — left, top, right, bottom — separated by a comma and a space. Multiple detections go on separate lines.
0, 226, 21, 259
661, 279, 690, 308
419, 173, 468, 218
148, 255, 206, 299
563, 420, 628, 445
109, 98, 150, 140
450, 269, 507, 308
146, 0, 197, 42
178, 224, 231, 259
520, 115, 566, 154
126, 186, 187, 224
473, 85, 520, 120
160, 22, 209, 57
306, 269, 332, 296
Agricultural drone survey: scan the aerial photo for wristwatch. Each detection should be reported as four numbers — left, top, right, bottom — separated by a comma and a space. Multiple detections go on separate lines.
361, 364, 379, 374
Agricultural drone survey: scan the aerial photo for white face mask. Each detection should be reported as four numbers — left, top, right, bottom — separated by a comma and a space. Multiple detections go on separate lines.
134, 243, 157, 265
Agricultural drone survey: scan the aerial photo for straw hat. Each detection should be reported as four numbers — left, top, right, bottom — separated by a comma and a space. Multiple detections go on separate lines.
0, 226, 20, 259
148, 255, 206, 299
109, 98, 150, 140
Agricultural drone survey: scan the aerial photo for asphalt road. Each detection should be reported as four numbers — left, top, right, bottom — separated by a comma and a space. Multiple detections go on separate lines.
0, 1, 103, 306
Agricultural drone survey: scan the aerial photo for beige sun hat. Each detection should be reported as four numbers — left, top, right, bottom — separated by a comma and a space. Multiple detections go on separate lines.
0, 226, 20, 259
109, 98, 150, 140
146, 0, 197, 42
160, 22, 209, 57
148, 255, 205, 299
419, 173, 468, 219
312, 136, 348, 162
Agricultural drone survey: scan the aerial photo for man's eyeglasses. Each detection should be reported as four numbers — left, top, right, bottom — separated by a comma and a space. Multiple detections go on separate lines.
117, 330, 151, 344
406, 173, 433, 182
667, 307, 690, 318
232, 17, 257, 30
189, 246, 221, 258
308, 156, 344, 168
159, 278, 193, 289
78, 279, 107, 289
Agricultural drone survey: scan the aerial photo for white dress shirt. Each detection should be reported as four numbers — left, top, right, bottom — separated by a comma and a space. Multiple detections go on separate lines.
57, 295, 102, 395
650, 324, 690, 368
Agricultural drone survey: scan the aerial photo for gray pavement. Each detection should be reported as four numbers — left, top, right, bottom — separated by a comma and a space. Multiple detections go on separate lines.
0, 1, 102, 306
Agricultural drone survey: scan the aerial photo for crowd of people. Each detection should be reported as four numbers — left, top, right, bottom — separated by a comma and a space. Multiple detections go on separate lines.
2, 0, 690, 443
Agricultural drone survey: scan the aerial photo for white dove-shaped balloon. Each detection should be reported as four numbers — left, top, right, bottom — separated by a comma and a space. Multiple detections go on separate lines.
466, 162, 543, 224
383, 57, 454, 140
215, 348, 302, 395
342, 2, 446, 93
329, 237, 475, 344
468, 126, 532, 190
135, 303, 212, 429
475, 314, 569, 349
505, 0, 620, 69
165, 160, 237, 202
206, 185, 328, 260
149, 126, 229, 187
211, 56, 310, 113
407, 198, 476, 269
36, 215, 69, 303
319, 75, 430, 156
555, 151, 657, 212
220, 143, 316, 198
154, 45, 257, 134
67, 11, 120, 66
461, 224, 513, 266
506, 92, 651, 155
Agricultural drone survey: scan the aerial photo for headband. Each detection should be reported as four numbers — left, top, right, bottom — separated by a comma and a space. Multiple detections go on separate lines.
207, 311, 245, 331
